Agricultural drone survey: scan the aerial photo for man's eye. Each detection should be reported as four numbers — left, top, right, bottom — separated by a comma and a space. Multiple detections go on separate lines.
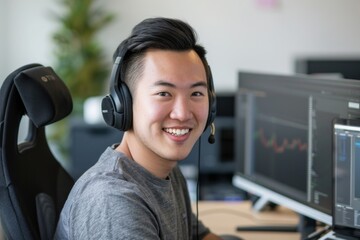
158, 92, 170, 97
192, 91, 205, 97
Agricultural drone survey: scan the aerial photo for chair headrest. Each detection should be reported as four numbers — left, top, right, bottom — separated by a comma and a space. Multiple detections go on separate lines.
14, 66, 73, 127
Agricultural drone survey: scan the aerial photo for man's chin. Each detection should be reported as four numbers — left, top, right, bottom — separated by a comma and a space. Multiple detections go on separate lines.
161, 140, 198, 161
167, 150, 193, 162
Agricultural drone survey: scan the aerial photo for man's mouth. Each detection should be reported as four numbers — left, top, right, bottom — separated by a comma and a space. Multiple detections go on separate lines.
164, 128, 190, 137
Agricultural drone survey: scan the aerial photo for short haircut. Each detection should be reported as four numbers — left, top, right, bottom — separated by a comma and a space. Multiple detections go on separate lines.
113, 17, 210, 94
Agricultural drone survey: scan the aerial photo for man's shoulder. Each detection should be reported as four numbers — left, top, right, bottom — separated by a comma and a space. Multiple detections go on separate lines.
73, 167, 141, 201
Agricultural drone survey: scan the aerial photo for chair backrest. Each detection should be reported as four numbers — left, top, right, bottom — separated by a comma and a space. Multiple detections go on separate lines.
0, 64, 75, 240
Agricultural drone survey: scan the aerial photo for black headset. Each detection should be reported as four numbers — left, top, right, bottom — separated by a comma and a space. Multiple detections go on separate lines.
101, 50, 217, 142
101, 56, 133, 131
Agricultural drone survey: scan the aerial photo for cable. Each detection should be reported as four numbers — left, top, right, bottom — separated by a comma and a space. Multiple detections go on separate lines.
196, 137, 202, 240
303, 225, 331, 240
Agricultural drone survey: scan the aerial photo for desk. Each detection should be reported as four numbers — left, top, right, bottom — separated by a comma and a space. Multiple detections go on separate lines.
197, 201, 300, 240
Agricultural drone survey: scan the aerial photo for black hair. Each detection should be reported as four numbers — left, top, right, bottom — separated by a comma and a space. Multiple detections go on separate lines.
113, 17, 209, 92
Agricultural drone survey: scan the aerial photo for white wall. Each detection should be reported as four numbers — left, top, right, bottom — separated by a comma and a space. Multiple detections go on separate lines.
0, 0, 59, 82
0, 1, 8, 82
1, 0, 360, 91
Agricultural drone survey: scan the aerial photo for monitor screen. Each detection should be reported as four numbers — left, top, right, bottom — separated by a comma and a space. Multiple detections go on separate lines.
333, 119, 360, 233
232, 71, 360, 225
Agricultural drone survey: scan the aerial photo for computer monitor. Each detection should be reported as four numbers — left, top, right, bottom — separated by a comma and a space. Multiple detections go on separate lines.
295, 57, 360, 80
232, 71, 360, 226
331, 118, 360, 238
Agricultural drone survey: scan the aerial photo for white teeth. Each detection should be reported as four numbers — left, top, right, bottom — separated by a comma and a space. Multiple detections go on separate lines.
164, 128, 190, 136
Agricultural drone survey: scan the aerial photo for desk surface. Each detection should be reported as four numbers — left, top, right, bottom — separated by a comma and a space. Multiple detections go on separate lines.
196, 201, 300, 240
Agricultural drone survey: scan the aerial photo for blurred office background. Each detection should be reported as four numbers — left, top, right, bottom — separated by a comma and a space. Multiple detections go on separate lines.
2, 0, 360, 89
1, 0, 360, 200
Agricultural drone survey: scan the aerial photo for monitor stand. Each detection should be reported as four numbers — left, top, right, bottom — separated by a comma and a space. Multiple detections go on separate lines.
251, 195, 273, 212
236, 196, 317, 239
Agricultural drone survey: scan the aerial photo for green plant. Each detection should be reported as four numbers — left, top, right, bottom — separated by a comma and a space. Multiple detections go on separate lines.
50, 0, 115, 160
52, 0, 115, 114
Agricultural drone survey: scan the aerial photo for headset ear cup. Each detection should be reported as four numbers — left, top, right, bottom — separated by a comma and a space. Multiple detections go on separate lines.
205, 65, 216, 129
101, 95, 116, 127
206, 70, 216, 144
102, 93, 130, 131
101, 84, 132, 131
207, 91, 217, 126
102, 94, 127, 130
119, 83, 132, 131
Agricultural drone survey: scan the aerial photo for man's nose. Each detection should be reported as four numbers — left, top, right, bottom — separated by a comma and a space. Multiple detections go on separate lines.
169, 97, 193, 121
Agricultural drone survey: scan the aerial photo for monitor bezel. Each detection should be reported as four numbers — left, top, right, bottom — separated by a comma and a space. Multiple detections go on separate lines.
233, 175, 332, 224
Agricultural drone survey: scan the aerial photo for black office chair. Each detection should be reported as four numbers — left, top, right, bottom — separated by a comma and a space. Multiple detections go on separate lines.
0, 64, 75, 240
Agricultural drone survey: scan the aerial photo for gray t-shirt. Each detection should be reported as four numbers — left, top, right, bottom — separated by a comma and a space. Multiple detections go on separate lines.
55, 145, 210, 239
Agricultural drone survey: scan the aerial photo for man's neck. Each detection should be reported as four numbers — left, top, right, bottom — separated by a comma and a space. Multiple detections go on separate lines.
115, 132, 176, 179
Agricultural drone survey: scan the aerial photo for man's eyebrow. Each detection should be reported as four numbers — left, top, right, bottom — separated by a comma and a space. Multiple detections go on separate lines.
153, 80, 175, 87
153, 80, 208, 88
192, 81, 208, 88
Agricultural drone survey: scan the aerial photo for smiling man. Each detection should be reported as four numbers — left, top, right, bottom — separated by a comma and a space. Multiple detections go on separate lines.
122, 49, 209, 179
55, 17, 223, 240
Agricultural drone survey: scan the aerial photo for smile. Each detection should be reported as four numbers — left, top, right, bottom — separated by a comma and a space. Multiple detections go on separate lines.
164, 128, 190, 136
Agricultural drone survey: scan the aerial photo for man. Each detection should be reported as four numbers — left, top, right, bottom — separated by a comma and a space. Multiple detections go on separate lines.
55, 17, 231, 239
